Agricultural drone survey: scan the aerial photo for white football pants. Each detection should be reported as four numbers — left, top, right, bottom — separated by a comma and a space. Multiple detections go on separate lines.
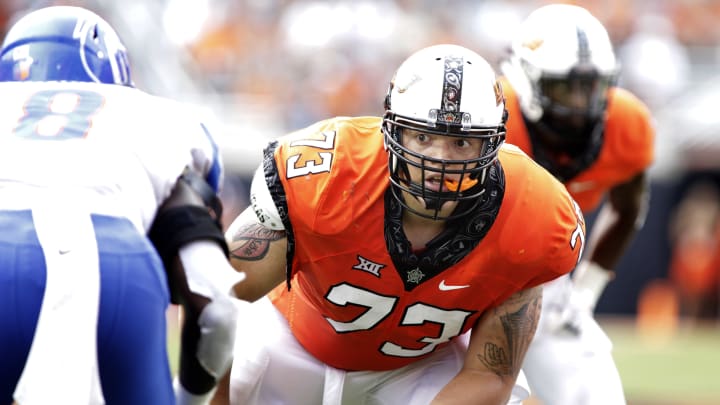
228, 297, 530, 405
523, 275, 627, 405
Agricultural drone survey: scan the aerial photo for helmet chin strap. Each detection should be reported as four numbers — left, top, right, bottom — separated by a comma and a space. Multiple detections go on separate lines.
421, 195, 444, 211
402, 183, 447, 218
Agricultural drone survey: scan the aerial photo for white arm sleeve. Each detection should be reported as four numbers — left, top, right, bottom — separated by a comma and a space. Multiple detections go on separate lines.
178, 240, 245, 298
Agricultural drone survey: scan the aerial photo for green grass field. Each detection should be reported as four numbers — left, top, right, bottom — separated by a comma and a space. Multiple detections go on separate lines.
601, 318, 720, 405
167, 310, 720, 405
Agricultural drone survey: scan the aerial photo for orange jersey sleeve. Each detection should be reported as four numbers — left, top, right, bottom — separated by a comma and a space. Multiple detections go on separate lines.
502, 78, 655, 212
493, 144, 586, 291
266, 119, 584, 371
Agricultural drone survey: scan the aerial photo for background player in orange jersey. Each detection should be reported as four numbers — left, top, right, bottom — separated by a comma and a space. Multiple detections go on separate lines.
212, 44, 585, 405
499, 4, 655, 405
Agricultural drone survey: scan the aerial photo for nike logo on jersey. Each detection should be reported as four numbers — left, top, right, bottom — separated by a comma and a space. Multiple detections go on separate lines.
439, 280, 470, 291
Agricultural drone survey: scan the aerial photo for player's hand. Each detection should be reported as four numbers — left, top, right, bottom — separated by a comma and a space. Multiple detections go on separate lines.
196, 298, 234, 378
555, 285, 595, 336
554, 261, 613, 336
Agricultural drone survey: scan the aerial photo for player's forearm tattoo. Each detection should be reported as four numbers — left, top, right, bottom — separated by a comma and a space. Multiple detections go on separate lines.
229, 222, 284, 261
477, 289, 541, 377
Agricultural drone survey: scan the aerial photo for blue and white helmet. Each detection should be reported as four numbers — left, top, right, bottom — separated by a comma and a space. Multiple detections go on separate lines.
0, 6, 133, 86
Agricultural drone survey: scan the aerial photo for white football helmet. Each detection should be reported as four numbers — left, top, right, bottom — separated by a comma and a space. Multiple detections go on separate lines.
501, 4, 618, 123
500, 4, 619, 181
383, 44, 506, 220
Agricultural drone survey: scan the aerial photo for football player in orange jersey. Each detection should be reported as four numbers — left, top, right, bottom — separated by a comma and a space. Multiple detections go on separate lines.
212, 44, 585, 405
499, 4, 655, 405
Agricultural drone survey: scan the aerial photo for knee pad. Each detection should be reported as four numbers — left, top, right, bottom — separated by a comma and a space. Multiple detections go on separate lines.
197, 296, 239, 378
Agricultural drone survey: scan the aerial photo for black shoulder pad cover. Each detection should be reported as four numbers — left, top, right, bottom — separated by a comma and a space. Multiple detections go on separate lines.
149, 205, 230, 267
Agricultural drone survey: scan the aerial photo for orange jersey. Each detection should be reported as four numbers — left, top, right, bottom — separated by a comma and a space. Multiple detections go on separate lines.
265, 116, 584, 371
501, 78, 655, 212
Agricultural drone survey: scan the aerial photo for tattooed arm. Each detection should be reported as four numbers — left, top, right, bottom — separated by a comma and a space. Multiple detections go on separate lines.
223, 206, 288, 302
430, 286, 542, 405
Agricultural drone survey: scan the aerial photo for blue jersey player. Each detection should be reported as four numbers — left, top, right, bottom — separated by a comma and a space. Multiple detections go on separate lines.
0, 6, 244, 405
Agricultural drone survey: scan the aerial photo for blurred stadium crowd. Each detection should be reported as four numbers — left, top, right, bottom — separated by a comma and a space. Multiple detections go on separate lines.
3, 0, 720, 324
